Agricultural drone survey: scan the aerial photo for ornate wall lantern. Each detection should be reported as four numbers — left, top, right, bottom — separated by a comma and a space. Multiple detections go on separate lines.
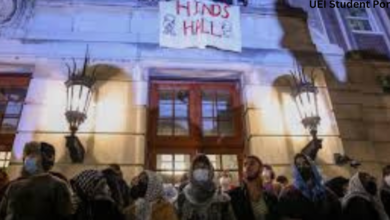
65, 48, 97, 163
290, 65, 322, 160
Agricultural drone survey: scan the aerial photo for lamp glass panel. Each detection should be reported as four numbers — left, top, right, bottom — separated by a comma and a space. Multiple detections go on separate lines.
296, 91, 318, 119
69, 85, 90, 113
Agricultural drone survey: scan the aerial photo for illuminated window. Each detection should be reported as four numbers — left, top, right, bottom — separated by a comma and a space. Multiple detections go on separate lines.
207, 154, 240, 185
156, 154, 191, 184
0, 151, 11, 168
0, 73, 31, 168
148, 80, 244, 184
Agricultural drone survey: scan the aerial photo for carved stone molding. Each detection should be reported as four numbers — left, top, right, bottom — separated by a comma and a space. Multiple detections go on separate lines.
0, 0, 36, 37
0, 0, 18, 25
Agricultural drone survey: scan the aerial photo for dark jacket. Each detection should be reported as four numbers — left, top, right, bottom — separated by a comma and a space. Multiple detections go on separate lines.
278, 186, 342, 220
343, 197, 381, 220
73, 198, 124, 220
0, 174, 72, 220
381, 189, 390, 218
228, 184, 279, 220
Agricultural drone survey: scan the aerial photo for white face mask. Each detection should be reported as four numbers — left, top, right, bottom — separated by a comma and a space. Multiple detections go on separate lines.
385, 175, 390, 186
193, 169, 209, 182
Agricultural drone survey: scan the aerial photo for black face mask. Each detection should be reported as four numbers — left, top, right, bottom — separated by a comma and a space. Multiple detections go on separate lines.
130, 182, 148, 200
365, 181, 378, 196
298, 167, 312, 181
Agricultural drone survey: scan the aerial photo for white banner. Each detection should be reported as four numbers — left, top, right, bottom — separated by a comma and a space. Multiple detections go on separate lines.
159, 0, 242, 52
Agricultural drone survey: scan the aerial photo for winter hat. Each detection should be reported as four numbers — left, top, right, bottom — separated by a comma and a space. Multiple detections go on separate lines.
23, 141, 41, 157
40, 142, 55, 171
71, 169, 106, 199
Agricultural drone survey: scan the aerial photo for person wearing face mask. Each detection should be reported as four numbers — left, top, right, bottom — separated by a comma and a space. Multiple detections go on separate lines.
229, 156, 280, 220
0, 141, 73, 220
124, 170, 178, 220
381, 165, 390, 218
71, 169, 124, 220
175, 154, 236, 220
278, 153, 342, 220
342, 172, 390, 220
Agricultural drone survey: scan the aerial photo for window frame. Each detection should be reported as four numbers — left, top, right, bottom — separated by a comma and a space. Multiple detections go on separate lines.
147, 80, 245, 180
342, 6, 381, 34
0, 73, 31, 167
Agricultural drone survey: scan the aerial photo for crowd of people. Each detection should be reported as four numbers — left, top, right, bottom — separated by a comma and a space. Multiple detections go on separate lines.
0, 141, 389, 220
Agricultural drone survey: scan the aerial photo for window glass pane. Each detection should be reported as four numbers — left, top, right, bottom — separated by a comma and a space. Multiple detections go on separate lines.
0, 152, 6, 160
157, 154, 191, 184
202, 103, 214, 118
203, 119, 217, 136
8, 89, 27, 102
348, 19, 372, 31
346, 8, 368, 18
175, 161, 186, 170
217, 109, 232, 120
217, 91, 231, 105
207, 154, 221, 170
1, 118, 18, 131
159, 90, 173, 105
157, 154, 173, 170
175, 104, 188, 118
202, 90, 214, 105
162, 154, 173, 161
217, 91, 231, 118
215, 171, 240, 186
159, 104, 173, 118
222, 155, 238, 170
174, 154, 190, 170
5, 102, 23, 115
202, 90, 215, 118
175, 155, 185, 161
219, 120, 234, 136
157, 120, 173, 136
174, 119, 189, 136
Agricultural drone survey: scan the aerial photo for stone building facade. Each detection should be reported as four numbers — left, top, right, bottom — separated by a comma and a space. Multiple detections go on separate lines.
0, 0, 389, 182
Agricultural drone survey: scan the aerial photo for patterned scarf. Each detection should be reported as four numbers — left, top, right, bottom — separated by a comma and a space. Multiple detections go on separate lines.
381, 178, 390, 194
71, 169, 106, 200
343, 172, 389, 220
292, 157, 326, 202
134, 170, 165, 220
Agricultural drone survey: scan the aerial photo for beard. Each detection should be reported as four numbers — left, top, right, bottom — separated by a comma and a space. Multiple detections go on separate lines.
245, 170, 261, 181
